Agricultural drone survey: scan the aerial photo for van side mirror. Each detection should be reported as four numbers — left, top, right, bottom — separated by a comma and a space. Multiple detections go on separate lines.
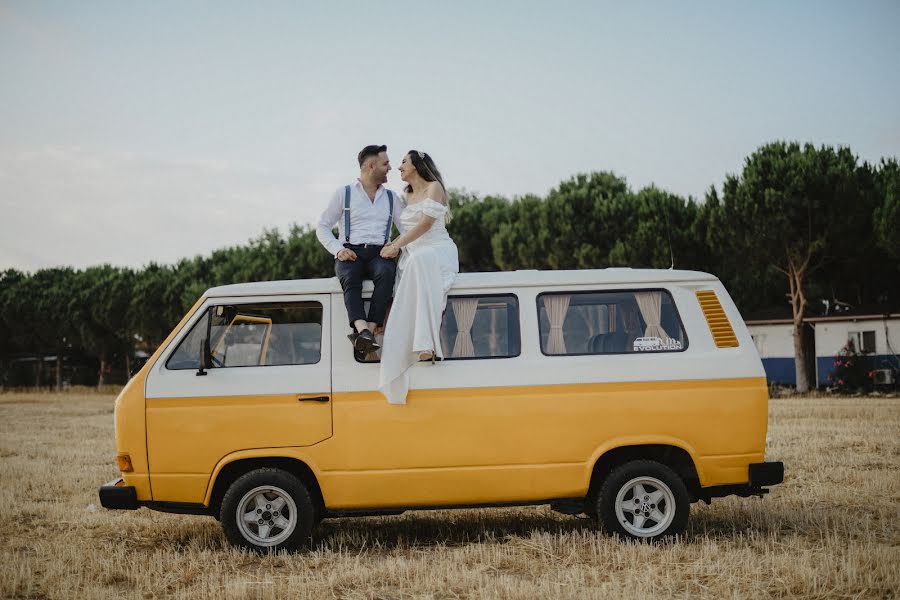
197, 337, 212, 376
197, 306, 214, 376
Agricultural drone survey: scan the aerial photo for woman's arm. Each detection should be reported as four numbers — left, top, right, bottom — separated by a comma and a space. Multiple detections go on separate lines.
385, 214, 436, 251
380, 183, 446, 258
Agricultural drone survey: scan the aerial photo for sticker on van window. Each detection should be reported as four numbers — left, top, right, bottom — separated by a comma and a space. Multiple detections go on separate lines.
633, 337, 683, 351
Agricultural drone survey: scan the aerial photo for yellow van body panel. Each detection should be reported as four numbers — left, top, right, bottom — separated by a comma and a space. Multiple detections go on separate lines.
114, 371, 152, 500
114, 297, 206, 501
312, 376, 767, 509
146, 393, 332, 501
159, 376, 769, 508
202, 447, 326, 505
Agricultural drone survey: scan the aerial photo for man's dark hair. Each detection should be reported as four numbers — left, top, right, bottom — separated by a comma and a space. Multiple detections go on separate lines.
358, 144, 387, 167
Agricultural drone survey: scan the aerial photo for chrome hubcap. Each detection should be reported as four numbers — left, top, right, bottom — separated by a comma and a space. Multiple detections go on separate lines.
236, 485, 297, 547
614, 476, 676, 537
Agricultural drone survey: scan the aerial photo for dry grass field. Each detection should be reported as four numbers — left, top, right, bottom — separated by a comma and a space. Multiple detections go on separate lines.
1, 391, 898, 599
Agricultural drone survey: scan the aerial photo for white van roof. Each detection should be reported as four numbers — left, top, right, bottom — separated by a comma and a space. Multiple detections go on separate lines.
204, 268, 717, 298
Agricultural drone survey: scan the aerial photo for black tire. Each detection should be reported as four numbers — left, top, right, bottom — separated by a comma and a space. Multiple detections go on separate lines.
596, 459, 689, 542
220, 468, 316, 553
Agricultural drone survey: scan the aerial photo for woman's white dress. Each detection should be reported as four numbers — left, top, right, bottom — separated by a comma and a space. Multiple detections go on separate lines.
379, 198, 459, 405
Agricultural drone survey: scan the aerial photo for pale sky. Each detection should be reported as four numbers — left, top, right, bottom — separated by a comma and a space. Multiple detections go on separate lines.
2, 1, 898, 272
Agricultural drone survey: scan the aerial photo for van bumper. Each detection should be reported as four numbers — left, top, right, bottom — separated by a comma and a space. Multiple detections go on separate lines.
98, 478, 139, 510
749, 461, 784, 487
698, 461, 784, 503
98, 479, 212, 516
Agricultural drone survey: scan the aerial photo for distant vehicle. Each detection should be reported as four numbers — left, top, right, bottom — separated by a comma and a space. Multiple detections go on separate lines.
99, 268, 783, 551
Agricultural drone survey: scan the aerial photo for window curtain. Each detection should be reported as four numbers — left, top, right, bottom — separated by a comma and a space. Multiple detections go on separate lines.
634, 292, 669, 339
488, 308, 500, 355
581, 304, 607, 336
450, 298, 479, 358
544, 295, 571, 354
439, 320, 452, 357
581, 304, 606, 353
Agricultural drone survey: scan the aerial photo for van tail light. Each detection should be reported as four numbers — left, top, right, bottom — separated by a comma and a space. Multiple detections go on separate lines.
696, 290, 739, 348
117, 454, 134, 473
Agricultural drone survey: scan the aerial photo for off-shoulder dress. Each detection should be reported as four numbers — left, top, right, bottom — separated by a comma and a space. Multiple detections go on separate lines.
378, 198, 459, 404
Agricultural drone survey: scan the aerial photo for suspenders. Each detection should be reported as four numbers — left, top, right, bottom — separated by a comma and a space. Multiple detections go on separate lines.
343, 185, 351, 243
384, 191, 394, 243
342, 185, 394, 245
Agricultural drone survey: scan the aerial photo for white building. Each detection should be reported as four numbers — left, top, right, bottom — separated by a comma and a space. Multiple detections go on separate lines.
745, 306, 900, 387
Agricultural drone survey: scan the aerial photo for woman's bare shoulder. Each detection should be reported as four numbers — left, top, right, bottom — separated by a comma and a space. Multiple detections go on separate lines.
426, 181, 446, 204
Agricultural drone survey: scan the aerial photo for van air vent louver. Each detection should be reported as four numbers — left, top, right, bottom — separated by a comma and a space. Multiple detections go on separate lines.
695, 290, 739, 348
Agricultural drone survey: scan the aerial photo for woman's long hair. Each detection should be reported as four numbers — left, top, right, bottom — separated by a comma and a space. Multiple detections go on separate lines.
405, 150, 451, 221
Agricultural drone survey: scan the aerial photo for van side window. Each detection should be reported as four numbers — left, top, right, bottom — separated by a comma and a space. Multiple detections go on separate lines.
166, 302, 323, 370
442, 294, 521, 360
356, 294, 521, 362
537, 290, 687, 356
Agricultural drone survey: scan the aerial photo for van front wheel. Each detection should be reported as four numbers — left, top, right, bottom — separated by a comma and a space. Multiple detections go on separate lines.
597, 460, 689, 541
220, 468, 315, 552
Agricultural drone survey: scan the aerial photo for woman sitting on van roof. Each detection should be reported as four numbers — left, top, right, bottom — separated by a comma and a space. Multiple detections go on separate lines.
378, 151, 459, 405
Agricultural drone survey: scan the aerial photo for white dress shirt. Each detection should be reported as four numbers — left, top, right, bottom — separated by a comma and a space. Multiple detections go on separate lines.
316, 180, 406, 257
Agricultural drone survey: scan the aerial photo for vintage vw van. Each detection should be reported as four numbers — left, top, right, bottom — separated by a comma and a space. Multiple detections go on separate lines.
99, 268, 783, 551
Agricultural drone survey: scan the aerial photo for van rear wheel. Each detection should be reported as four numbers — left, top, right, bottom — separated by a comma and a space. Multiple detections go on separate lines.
597, 460, 689, 541
220, 468, 315, 552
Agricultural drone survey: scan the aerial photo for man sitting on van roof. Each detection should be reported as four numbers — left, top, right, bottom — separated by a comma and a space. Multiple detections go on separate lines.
316, 145, 406, 356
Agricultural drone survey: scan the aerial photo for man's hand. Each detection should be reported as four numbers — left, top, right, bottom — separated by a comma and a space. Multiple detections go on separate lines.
336, 248, 357, 262
380, 244, 399, 259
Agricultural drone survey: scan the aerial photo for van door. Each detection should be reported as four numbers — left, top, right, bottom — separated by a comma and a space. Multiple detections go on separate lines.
144, 295, 331, 503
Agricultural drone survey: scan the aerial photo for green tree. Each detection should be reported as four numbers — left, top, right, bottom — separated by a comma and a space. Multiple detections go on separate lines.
606, 186, 704, 270
207, 229, 287, 284
1, 269, 79, 389
492, 194, 549, 270
700, 186, 784, 313
74, 266, 135, 386
543, 172, 631, 269
41, 268, 80, 390
172, 256, 215, 313
447, 191, 511, 272
492, 172, 635, 271
0, 270, 27, 386
283, 225, 335, 279
130, 263, 184, 351
874, 158, 900, 263
716, 142, 869, 392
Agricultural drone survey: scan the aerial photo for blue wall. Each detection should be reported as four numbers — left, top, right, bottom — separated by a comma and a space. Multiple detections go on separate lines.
817, 354, 898, 386
765, 355, 898, 386
760, 357, 796, 385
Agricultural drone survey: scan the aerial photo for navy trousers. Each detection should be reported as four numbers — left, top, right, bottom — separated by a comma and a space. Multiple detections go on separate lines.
335, 244, 397, 328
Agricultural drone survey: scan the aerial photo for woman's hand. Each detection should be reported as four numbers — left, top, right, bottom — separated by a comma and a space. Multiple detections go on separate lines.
380, 243, 399, 259
383, 213, 435, 258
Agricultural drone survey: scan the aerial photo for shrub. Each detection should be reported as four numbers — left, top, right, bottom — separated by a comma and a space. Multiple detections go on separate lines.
826, 339, 873, 393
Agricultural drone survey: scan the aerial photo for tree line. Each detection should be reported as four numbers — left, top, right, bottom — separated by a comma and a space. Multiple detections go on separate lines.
1, 141, 898, 391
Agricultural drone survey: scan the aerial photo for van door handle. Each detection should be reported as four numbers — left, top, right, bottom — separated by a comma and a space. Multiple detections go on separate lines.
297, 395, 330, 402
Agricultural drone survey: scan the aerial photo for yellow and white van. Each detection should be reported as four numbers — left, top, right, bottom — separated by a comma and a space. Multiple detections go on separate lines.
99, 268, 783, 550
